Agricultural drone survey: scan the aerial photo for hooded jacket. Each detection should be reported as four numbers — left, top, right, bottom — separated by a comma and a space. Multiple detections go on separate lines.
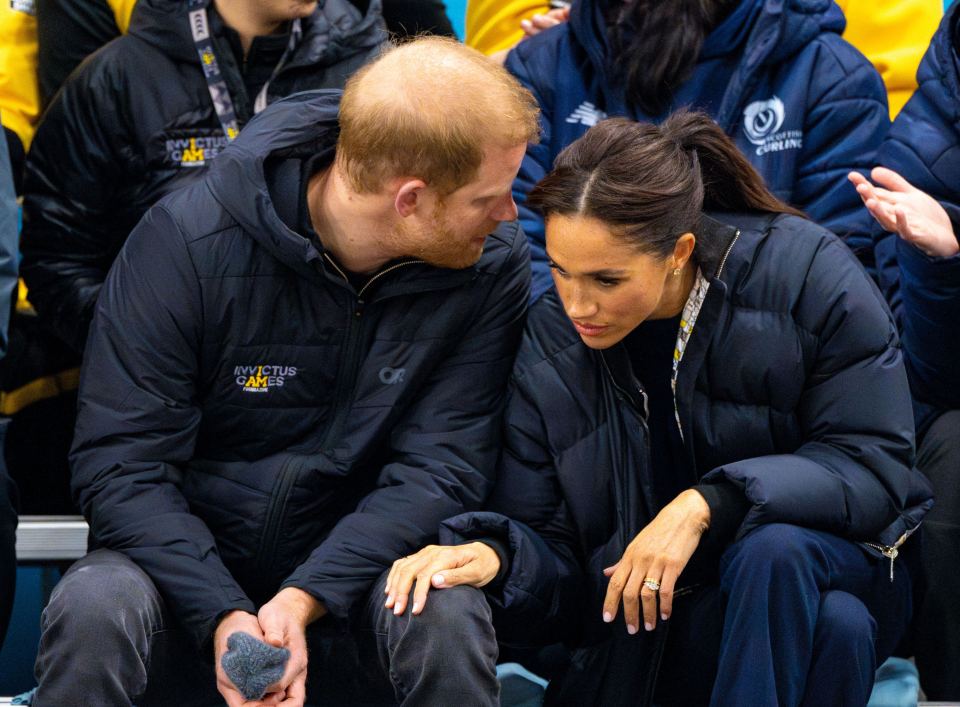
69, 91, 530, 650
443, 211, 932, 705
871, 3, 960, 414
507, 0, 890, 300
21, 0, 386, 354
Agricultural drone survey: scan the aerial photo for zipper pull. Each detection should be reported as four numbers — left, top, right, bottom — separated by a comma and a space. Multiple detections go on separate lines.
882, 546, 898, 582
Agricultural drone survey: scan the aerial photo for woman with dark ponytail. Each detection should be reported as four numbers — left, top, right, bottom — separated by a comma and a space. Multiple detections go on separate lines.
396, 112, 932, 705
506, 0, 891, 300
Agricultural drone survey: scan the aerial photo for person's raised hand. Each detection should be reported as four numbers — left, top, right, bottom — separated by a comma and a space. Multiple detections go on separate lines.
602, 489, 710, 635
520, 6, 570, 37
849, 167, 958, 257
214, 610, 285, 707
255, 588, 326, 707
488, 6, 571, 65
384, 542, 501, 616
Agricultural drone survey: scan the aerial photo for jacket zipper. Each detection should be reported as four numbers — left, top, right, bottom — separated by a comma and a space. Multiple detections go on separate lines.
863, 526, 917, 582
255, 455, 301, 580
318, 255, 423, 453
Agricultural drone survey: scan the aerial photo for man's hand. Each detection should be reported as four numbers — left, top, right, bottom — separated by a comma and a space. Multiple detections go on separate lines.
849, 167, 958, 257
384, 542, 501, 616
214, 610, 285, 707
255, 588, 327, 707
602, 489, 710, 634
214, 590, 326, 707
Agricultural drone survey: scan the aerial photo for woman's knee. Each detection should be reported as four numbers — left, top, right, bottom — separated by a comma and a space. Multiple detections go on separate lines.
815, 590, 876, 649
722, 523, 821, 576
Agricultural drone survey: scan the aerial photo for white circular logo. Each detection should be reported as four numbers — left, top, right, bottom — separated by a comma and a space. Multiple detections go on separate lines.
743, 97, 785, 146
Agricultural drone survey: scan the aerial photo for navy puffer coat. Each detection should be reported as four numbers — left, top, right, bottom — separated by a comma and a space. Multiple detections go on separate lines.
444, 212, 932, 704
70, 92, 530, 650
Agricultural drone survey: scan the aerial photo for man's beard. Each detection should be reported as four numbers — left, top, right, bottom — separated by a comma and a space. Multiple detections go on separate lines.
388, 203, 492, 270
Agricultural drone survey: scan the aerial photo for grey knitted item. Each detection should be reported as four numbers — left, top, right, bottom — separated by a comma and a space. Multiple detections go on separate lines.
220, 631, 291, 700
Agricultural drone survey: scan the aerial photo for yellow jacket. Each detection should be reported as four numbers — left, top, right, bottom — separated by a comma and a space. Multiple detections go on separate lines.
466, 0, 942, 119
0, 0, 136, 150
0, 3, 39, 150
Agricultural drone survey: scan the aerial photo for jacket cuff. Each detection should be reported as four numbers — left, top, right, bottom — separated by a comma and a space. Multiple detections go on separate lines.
470, 537, 510, 589
943, 202, 960, 243
695, 480, 751, 545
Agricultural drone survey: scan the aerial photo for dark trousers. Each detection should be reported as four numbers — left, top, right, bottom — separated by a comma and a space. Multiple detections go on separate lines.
33, 549, 499, 707
914, 409, 960, 700
654, 524, 912, 707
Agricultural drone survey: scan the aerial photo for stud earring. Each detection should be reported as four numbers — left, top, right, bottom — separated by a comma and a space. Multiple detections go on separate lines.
673, 268, 681, 276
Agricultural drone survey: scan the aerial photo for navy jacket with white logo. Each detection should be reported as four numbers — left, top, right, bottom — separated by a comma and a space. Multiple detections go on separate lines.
69, 91, 531, 650
507, 0, 890, 299
21, 0, 386, 353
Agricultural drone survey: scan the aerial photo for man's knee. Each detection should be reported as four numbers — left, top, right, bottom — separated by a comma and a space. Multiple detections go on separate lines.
42, 549, 160, 638
402, 585, 493, 639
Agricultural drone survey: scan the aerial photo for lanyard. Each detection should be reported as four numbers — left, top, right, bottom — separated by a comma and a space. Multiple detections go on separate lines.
188, 0, 303, 141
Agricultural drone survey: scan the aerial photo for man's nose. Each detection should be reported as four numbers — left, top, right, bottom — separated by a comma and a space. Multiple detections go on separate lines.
491, 194, 518, 222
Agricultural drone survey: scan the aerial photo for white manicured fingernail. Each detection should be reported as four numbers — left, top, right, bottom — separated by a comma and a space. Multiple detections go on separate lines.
644, 622, 653, 632
412, 602, 421, 614
661, 612, 668, 621
432, 574, 445, 586
603, 612, 613, 623
627, 624, 637, 635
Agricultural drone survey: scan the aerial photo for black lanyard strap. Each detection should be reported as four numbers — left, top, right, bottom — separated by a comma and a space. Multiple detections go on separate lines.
188, 0, 303, 141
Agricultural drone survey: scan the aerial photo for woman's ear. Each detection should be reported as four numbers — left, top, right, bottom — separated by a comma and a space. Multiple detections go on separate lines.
672, 232, 696, 269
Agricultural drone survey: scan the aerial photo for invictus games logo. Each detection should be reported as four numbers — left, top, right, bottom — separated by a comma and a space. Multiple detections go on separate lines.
166, 135, 230, 168
742, 97, 803, 156
235, 364, 298, 393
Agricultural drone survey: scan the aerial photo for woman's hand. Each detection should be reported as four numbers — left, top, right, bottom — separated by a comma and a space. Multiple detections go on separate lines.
849, 167, 958, 258
602, 489, 710, 634
384, 542, 501, 616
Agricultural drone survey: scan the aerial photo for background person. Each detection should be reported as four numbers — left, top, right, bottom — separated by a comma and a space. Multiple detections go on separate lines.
502, 0, 896, 299
396, 112, 933, 705
849, 5, 960, 696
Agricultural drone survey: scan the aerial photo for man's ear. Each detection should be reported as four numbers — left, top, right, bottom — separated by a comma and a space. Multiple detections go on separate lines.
395, 179, 428, 217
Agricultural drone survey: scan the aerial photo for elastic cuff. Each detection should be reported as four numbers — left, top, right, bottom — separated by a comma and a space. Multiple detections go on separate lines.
471, 537, 510, 589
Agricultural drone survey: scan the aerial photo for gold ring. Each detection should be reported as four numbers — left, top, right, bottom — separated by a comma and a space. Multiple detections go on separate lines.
643, 578, 660, 591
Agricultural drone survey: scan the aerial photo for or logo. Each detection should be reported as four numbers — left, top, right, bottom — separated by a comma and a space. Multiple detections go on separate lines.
378, 367, 406, 385
234, 364, 298, 393
743, 97, 785, 145
742, 96, 802, 156
165, 135, 229, 168
565, 102, 608, 128
10, 0, 35, 14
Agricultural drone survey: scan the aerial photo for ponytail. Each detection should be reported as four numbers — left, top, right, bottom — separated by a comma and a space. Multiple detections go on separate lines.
659, 111, 805, 218
527, 110, 802, 260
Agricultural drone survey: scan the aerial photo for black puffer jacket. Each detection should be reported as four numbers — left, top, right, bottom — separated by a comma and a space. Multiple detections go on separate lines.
443, 212, 933, 705
22, 0, 386, 353
70, 91, 530, 650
